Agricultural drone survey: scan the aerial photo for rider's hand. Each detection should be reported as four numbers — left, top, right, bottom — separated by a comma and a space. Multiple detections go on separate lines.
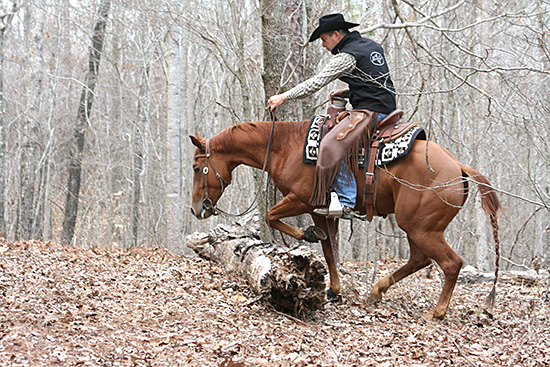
328, 89, 348, 102
268, 94, 287, 111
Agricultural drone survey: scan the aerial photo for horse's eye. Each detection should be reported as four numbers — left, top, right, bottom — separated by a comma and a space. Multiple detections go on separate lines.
194, 166, 200, 174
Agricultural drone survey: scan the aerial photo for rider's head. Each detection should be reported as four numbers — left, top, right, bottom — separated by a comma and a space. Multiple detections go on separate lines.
320, 30, 350, 52
309, 13, 359, 46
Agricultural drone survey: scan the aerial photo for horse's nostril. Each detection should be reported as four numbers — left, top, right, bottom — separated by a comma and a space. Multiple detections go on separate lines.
190, 207, 196, 216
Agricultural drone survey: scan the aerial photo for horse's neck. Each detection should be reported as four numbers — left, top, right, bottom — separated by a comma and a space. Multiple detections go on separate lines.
214, 121, 279, 170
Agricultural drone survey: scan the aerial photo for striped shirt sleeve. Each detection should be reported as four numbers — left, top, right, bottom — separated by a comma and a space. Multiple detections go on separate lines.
283, 53, 356, 100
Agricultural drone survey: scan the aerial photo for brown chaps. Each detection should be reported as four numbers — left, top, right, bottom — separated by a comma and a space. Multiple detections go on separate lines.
309, 109, 375, 207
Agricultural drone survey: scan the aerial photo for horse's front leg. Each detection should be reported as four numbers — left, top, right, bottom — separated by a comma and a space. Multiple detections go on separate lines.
311, 216, 341, 299
265, 193, 313, 241
267, 194, 339, 299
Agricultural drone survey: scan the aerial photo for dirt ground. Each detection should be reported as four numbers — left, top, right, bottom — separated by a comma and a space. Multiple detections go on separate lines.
0, 239, 548, 366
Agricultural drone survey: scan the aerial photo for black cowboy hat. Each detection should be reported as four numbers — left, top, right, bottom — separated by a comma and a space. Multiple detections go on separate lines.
309, 13, 359, 42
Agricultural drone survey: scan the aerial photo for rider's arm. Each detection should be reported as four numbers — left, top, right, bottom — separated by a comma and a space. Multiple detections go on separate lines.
283, 53, 355, 101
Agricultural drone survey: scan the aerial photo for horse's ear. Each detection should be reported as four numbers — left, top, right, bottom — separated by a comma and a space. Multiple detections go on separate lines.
189, 133, 205, 151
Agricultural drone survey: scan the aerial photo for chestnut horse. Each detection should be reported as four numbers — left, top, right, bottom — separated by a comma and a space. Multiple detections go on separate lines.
189, 119, 501, 320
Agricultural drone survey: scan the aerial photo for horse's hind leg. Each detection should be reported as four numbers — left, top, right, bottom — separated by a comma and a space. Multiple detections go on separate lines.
369, 232, 462, 320
407, 231, 463, 320
369, 236, 432, 301
420, 234, 463, 320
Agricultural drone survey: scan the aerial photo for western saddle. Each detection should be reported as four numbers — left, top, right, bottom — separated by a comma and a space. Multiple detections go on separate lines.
325, 106, 411, 221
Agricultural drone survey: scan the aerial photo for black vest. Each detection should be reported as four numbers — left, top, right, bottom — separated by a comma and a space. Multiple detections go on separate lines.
332, 32, 396, 114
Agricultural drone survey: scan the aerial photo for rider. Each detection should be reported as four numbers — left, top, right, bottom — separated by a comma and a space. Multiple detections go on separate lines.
268, 13, 396, 218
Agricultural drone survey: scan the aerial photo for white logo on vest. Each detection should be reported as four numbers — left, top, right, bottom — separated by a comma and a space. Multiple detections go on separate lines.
370, 51, 385, 66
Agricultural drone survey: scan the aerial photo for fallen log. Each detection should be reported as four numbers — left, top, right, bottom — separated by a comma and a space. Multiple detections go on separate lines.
185, 215, 327, 316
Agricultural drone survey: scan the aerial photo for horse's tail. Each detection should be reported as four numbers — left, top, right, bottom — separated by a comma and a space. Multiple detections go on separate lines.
439, 144, 503, 308
460, 163, 503, 309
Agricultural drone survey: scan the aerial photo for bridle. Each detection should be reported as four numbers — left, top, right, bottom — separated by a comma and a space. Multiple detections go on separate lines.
195, 110, 277, 217
195, 138, 231, 215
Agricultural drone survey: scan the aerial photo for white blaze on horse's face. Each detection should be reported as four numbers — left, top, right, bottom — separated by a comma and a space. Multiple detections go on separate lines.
191, 152, 218, 220
190, 148, 229, 219
189, 134, 233, 220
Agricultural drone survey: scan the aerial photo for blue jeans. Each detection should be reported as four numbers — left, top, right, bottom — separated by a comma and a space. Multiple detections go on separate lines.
336, 112, 388, 208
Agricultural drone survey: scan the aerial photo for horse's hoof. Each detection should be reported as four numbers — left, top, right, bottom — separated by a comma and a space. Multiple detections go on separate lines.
423, 311, 445, 321
303, 226, 327, 242
326, 289, 341, 302
367, 295, 381, 305
368, 291, 383, 303
423, 311, 435, 321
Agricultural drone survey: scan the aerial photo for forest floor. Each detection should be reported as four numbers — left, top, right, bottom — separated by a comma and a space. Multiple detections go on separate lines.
0, 239, 548, 367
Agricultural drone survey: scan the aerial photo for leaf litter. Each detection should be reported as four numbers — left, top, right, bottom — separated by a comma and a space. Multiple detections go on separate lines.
0, 239, 548, 366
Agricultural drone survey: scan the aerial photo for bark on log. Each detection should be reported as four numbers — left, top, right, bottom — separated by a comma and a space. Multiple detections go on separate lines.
185, 215, 327, 315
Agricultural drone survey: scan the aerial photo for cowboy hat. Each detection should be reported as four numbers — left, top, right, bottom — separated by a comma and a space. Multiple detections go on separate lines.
309, 13, 359, 42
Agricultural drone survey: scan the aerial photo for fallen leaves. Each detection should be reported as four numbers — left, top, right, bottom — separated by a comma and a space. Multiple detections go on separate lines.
0, 239, 548, 366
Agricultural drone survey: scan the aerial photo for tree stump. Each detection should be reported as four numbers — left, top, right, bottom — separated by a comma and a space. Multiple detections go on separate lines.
185, 214, 327, 316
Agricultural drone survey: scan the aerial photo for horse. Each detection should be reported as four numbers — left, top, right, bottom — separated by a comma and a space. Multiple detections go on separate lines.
189, 118, 501, 320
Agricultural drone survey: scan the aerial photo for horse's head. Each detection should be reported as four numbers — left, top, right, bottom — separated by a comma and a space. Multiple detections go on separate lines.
189, 133, 231, 219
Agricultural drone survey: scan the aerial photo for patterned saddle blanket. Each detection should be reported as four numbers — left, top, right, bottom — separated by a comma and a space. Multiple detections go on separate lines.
303, 115, 328, 164
303, 115, 426, 167
376, 125, 425, 166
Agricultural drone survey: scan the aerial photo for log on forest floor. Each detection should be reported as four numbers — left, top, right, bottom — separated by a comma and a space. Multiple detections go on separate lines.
185, 215, 327, 316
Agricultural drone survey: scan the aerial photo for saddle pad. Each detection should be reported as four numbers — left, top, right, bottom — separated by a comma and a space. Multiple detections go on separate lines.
303, 115, 328, 164
304, 116, 426, 167
376, 126, 425, 166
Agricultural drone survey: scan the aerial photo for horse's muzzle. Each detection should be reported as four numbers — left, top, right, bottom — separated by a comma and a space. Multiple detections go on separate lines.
190, 199, 218, 219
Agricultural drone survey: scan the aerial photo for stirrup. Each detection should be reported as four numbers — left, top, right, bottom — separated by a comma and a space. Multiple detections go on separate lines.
313, 192, 343, 217
328, 192, 343, 215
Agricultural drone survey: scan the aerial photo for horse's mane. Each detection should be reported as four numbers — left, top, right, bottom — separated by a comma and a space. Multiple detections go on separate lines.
211, 120, 308, 152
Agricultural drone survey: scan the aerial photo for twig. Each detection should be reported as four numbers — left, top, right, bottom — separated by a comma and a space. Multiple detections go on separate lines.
329, 345, 340, 364
199, 32, 242, 82
498, 255, 533, 271
421, 313, 478, 367
382, 167, 548, 209
312, 99, 330, 110
269, 305, 310, 328
245, 295, 265, 306
374, 227, 406, 239
215, 100, 243, 124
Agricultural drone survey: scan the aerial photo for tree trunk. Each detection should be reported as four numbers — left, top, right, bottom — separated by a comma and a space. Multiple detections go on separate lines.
0, 24, 6, 236
0, 0, 16, 238
165, 28, 182, 253
186, 216, 326, 316
474, 0, 490, 271
61, 0, 111, 245
261, 0, 305, 118
33, 163, 48, 239
131, 65, 149, 248
260, 0, 307, 242
17, 2, 45, 240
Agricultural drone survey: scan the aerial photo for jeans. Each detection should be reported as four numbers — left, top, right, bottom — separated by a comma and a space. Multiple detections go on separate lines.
335, 112, 388, 208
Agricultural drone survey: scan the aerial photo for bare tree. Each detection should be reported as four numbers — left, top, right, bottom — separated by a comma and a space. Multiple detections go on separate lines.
0, 1, 17, 237
165, 26, 182, 253
0, 18, 5, 238
17, 1, 45, 240
132, 59, 150, 248
61, 0, 111, 245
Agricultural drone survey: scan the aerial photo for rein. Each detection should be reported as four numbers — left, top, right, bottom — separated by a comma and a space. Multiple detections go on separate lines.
199, 110, 277, 217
